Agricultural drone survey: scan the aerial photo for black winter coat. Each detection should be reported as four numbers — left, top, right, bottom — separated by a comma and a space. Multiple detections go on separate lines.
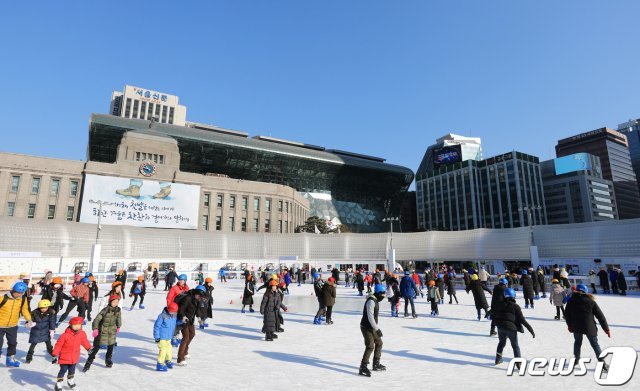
260, 289, 282, 334
491, 284, 506, 309
29, 308, 56, 344
597, 270, 608, 286
531, 272, 540, 291
446, 276, 456, 295
465, 280, 491, 310
165, 271, 178, 285
356, 274, 364, 290
537, 272, 546, 292
177, 291, 201, 325
617, 273, 628, 290
565, 292, 609, 336
243, 280, 255, 305
521, 275, 534, 298
322, 283, 336, 307
492, 298, 534, 335
41, 285, 66, 313
463, 272, 471, 287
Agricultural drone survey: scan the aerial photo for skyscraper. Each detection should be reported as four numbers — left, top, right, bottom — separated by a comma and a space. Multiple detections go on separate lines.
617, 119, 640, 195
555, 127, 640, 219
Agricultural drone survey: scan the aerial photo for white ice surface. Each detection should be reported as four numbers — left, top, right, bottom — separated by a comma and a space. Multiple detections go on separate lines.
2, 280, 638, 390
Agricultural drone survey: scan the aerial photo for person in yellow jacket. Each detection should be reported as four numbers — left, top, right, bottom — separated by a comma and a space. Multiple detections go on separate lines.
0, 281, 32, 367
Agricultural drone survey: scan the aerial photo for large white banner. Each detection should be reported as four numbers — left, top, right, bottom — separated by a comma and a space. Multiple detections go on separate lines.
79, 174, 200, 229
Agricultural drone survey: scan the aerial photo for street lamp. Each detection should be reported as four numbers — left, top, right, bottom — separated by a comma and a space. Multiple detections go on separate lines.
383, 217, 399, 271
518, 205, 542, 245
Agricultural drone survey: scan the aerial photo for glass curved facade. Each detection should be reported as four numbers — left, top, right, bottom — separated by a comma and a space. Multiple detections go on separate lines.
88, 114, 414, 232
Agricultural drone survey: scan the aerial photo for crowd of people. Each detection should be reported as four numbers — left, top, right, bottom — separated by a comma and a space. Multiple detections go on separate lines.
0, 262, 631, 387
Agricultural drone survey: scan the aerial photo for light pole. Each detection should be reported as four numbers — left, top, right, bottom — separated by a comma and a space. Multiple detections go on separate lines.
89, 201, 104, 274
383, 217, 399, 271
518, 205, 542, 246
95, 201, 103, 244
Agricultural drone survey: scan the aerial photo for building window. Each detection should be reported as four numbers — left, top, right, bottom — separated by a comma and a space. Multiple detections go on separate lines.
204, 193, 210, 207
241, 218, 247, 232
242, 196, 248, 210
217, 195, 223, 208
278, 220, 283, 233
278, 200, 283, 212
228, 217, 235, 232
140, 101, 147, 119
159, 155, 164, 164
162, 106, 168, 123
215, 216, 222, 231
202, 215, 209, 231
285, 202, 289, 213
70, 180, 79, 197
147, 103, 154, 119
285, 220, 289, 233
31, 177, 41, 194
253, 218, 259, 232
230, 195, 236, 208
47, 205, 56, 219
50, 179, 60, 196
7, 202, 15, 217
155, 104, 161, 119
265, 219, 270, 233
169, 107, 175, 124
133, 100, 139, 118
10, 176, 20, 192
125, 98, 132, 117
66, 206, 74, 221
27, 203, 36, 218
266, 199, 271, 212
254, 198, 260, 211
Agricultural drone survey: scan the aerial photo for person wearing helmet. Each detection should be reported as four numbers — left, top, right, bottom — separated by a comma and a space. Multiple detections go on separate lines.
129, 275, 147, 311
359, 283, 387, 377
565, 284, 610, 366
166, 274, 190, 309
537, 267, 547, 298
427, 280, 441, 316
242, 275, 256, 314
83, 294, 122, 372
115, 269, 128, 294
25, 299, 56, 363
399, 270, 418, 318
0, 281, 33, 367
274, 282, 288, 333
488, 278, 509, 336
38, 271, 54, 292
153, 302, 179, 371
42, 277, 66, 315
322, 277, 337, 325
260, 280, 282, 341
175, 286, 206, 365
219, 267, 227, 283
256, 273, 279, 292
445, 272, 458, 304
194, 285, 211, 330
549, 279, 568, 320
164, 267, 178, 291
282, 270, 291, 295
355, 271, 365, 296
387, 274, 401, 317
200, 277, 214, 327
58, 278, 91, 326
520, 269, 535, 309
51, 316, 92, 391
491, 288, 535, 367
312, 273, 326, 325
152, 268, 159, 289
465, 274, 492, 320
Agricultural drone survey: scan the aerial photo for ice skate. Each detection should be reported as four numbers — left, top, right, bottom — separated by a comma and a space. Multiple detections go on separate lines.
54, 380, 64, 391
156, 362, 168, 372
116, 184, 141, 198
372, 361, 386, 371
153, 183, 172, 199
359, 364, 371, 377
495, 354, 503, 365
67, 378, 77, 389
165, 361, 174, 369
5, 356, 20, 367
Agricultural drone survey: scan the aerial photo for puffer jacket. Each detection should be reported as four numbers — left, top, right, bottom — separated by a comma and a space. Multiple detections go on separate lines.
70, 284, 89, 303
52, 327, 91, 365
29, 308, 56, 343
92, 305, 122, 346
465, 280, 492, 310
521, 274, 534, 298
260, 289, 282, 334
565, 292, 609, 336
153, 308, 177, 340
549, 283, 567, 306
322, 283, 336, 307
0, 294, 31, 328
400, 276, 417, 298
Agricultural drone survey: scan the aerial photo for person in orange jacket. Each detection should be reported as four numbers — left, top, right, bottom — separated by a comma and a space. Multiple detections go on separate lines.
58, 278, 90, 325
166, 274, 189, 308
51, 316, 92, 391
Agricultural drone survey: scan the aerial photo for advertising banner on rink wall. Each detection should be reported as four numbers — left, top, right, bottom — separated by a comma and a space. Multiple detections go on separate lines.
79, 174, 200, 229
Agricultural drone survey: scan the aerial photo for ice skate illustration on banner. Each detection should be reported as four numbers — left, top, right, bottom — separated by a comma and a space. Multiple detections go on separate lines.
116, 178, 143, 198
153, 182, 172, 199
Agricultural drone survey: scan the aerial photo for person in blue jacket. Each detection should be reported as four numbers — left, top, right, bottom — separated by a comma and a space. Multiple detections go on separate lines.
283, 270, 291, 295
153, 302, 178, 371
399, 271, 418, 318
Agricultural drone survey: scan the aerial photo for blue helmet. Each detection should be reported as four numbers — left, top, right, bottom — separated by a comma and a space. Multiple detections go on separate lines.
576, 284, 589, 293
374, 284, 386, 294
504, 288, 516, 298
437, 274, 443, 279
178, 274, 188, 281
313, 273, 320, 280
195, 285, 207, 294
12, 281, 27, 293
521, 269, 528, 275
85, 272, 91, 277
499, 278, 508, 285
404, 270, 410, 275
81, 277, 90, 283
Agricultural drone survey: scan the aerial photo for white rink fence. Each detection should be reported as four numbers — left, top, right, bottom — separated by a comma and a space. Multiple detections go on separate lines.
0, 216, 639, 277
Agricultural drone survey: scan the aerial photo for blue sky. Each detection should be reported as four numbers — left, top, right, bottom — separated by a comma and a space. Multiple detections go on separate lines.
1, 1, 639, 185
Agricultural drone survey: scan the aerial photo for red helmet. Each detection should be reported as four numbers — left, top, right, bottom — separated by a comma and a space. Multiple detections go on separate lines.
69, 317, 84, 326
328, 277, 335, 283
108, 294, 120, 302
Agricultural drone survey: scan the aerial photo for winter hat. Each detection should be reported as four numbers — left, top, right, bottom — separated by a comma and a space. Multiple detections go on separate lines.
69, 317, 84, 326
108, 294, 121, 302
168, 303, 179, 313
328, 277, 335, 283
268, 280, 278, 287
521, 270, 528, 275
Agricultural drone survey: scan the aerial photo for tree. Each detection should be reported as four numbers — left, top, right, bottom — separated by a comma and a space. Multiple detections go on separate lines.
295, 216, 349, 234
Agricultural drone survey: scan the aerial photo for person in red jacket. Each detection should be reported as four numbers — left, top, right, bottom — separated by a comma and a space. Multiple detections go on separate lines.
58, 278, 90, 325
51, 317, 92, 391
166, 274, 189, 308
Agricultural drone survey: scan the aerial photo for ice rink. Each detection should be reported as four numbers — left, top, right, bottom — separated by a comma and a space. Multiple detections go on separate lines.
2, 279, 638, 390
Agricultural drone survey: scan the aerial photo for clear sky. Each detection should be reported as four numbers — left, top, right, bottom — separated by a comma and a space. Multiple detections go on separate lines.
1, 1, 639, 186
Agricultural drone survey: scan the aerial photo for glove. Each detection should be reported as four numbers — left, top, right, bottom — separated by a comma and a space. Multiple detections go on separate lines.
52, 357, 58, 364
605, 330, 611, 338
25, 321, 33, 329
182, 317, 189, 324
284, 307, 288, 312
92, 330, 99, 338
155, 338, 160, 343
376, 329, 383, 338
87, 348, 95, 356
50, 330, 55, 339
568, 326, 573, 333
116, 327, 120, 333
